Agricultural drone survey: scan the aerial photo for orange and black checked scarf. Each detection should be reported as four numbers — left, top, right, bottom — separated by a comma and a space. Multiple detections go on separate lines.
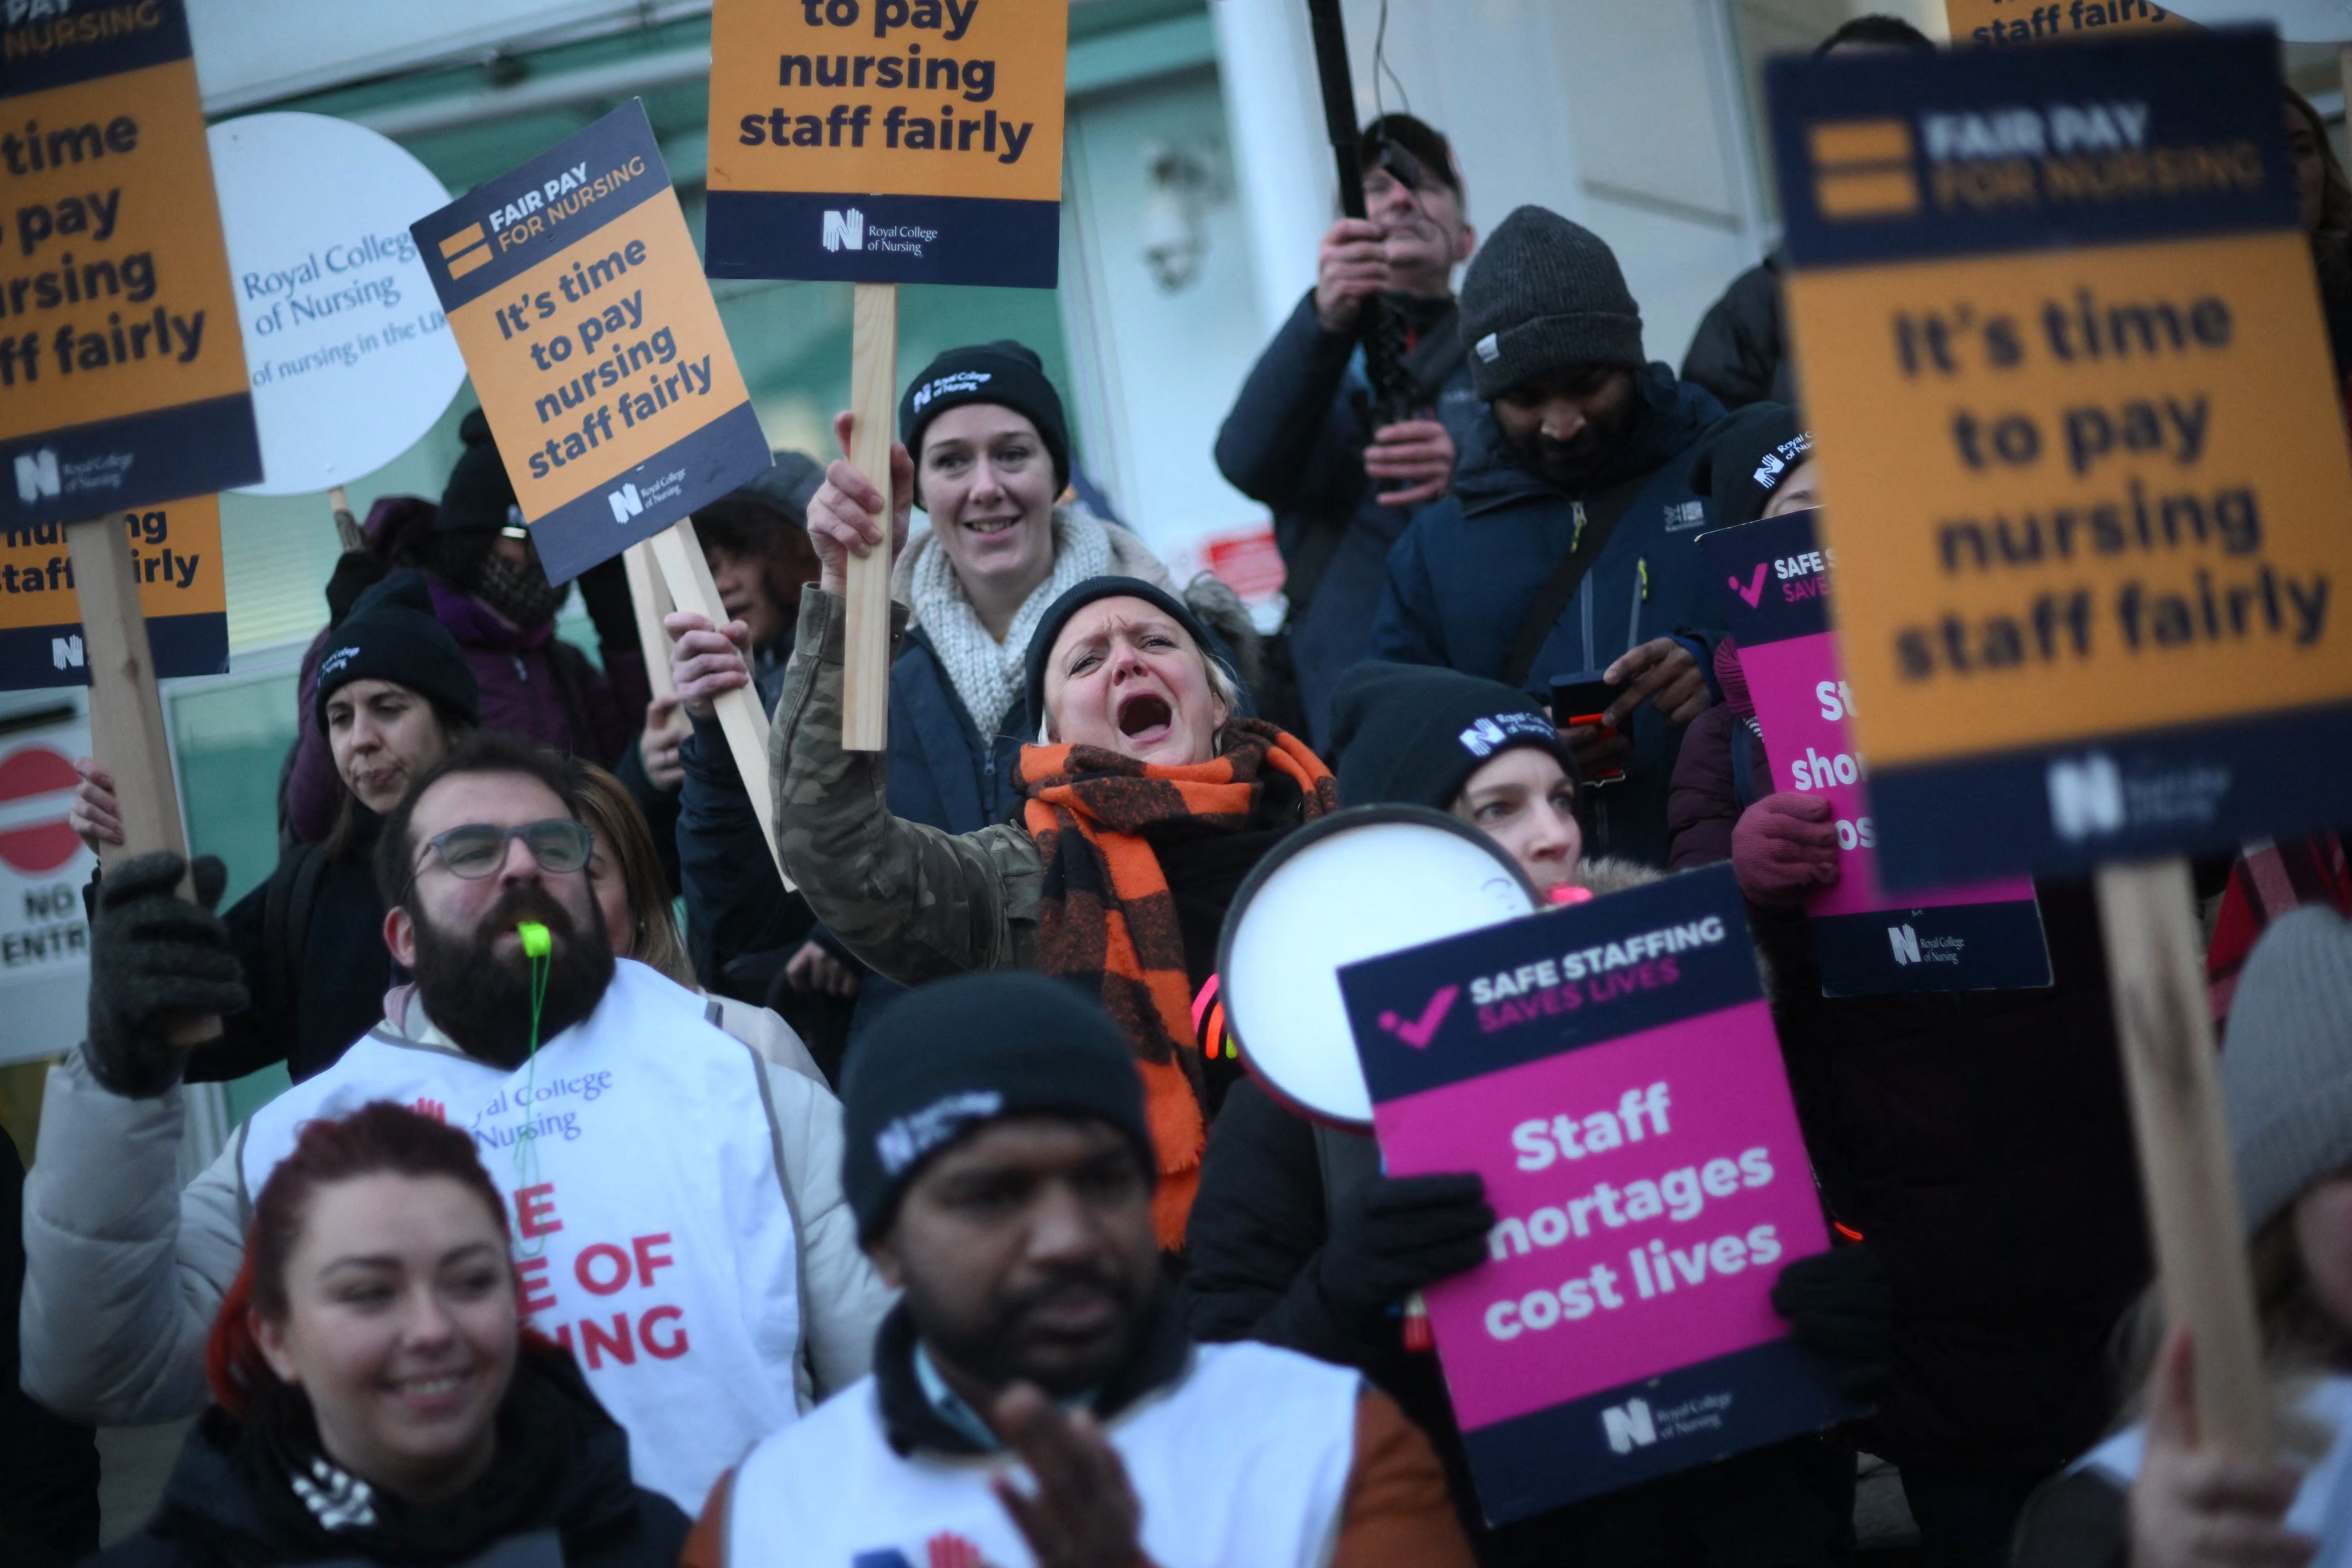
1020, 719, 1337, 1248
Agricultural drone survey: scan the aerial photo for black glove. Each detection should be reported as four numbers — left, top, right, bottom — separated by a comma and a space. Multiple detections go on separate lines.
85, 852, 247, 1099
1771, 1241, 1894, 1401
323, 550, 388, 629
574, 553, 638, 650
1317, 1172, 1493, 1332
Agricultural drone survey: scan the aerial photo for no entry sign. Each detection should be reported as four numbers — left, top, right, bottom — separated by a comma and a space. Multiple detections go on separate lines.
0, 721, 95, 1066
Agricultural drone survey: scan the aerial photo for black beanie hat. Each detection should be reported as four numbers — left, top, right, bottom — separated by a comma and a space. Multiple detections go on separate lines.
841, 972, 1153, 1240
314, 570, 480, 732
1329, 661, 1574, 812
738, 449, 826, 527
436, 408, 519, 536
898, 341, 1071, 509
1020, 576, 1230, 740
1690, 403, 1815, 532
1460, 205, 1645, 399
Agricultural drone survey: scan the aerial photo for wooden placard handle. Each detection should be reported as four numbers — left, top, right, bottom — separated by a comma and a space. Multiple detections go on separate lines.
328, 485, 363, 553
647, 521, 797, 892
2095, 855, 2271, 1455
843, 280, 898, 754
622, 541, 678, 703
65, 513, 222, 1050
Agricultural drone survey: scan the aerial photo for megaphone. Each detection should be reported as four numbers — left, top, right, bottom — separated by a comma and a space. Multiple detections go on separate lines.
1215, 805, 1540, 1128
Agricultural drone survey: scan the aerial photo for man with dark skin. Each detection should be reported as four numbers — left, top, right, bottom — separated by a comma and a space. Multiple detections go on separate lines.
686, 972, 1474, 1568
1372, 205, 1725, 865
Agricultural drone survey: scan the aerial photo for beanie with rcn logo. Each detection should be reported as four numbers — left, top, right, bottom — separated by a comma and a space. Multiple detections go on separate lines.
314, 569, 480, 734
1460, 205, 1645, 400
1328, 661, 1577, 812
1690, 403, 1815, 532
840, 971, 1154, 1241
897, 340, 1071, 509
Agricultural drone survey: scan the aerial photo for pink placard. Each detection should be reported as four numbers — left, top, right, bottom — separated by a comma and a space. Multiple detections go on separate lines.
1371, 999, 1826, 1431
1739, 633, 2036, 918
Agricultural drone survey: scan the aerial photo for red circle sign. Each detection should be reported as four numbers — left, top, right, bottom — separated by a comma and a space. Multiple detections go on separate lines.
0, 744, 84, 876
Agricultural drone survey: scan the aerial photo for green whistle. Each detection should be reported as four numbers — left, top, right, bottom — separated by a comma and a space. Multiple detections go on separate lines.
517, 921, 551, 959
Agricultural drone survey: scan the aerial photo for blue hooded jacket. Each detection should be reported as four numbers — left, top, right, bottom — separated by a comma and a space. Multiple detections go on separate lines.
1370, 365, 1726, 865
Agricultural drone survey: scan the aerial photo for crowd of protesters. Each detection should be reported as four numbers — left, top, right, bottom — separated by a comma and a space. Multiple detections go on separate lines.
7, 12, 2352, 1568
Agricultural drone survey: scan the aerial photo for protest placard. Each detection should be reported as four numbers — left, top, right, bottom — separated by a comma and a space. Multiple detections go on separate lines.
1341, 865, 1854, 1522
1945, 0, 2186, 45
0, 0, 261, 525
1770, 29, 2324, 1454
410, 101, 771, 586
211, 113, 464, 497
703, 0, 1070, 749
1700, 509, 2050, 994
703, 0, 1069, 286
0, 495, 224, 689
1771, 32, 2352, 892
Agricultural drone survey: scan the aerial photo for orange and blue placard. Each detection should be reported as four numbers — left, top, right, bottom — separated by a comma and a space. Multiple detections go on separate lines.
1769, 30, 2352, 887
0, 0, 260, 527
703, 0, 1067, 287
0, 496, 226, 689
409, 102, 771, 584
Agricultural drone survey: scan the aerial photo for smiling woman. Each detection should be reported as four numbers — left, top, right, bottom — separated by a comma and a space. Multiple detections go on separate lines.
84, 1102, 688, 1568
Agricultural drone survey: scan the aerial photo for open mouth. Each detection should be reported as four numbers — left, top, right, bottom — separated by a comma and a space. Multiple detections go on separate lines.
962, 515, 1020, 537
1117, 691, 1172, 738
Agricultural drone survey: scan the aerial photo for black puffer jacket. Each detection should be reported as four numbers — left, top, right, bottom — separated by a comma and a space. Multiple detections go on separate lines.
1667, 702, 2152, 1474
187, 809, 402, 1085
86, 1345, 687, 1568
1679, 256, 1795, 411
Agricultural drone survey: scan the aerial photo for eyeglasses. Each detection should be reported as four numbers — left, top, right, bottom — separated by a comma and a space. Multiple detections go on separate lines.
411, 819, 593, 885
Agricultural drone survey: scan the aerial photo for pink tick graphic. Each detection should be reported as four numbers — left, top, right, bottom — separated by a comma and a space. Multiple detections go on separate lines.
1378, 985, 1461, 1048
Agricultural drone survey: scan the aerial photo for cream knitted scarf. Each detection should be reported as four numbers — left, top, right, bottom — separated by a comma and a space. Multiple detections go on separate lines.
909, 506, 1113, 738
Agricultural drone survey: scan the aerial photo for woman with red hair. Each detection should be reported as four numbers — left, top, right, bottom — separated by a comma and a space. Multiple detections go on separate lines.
92, 1102, 686, 1568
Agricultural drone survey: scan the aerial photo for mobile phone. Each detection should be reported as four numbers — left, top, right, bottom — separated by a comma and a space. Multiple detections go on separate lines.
1550, 670, 1626, 788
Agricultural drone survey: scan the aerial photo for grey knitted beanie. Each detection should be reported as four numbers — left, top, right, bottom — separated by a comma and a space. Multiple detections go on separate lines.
1459, 205, 1645, 399
2222, 907, 2352, 1233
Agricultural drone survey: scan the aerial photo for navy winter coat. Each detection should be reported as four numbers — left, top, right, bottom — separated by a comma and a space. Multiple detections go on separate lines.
1214, 290, 1481, 749
1370, 366, 1726, 865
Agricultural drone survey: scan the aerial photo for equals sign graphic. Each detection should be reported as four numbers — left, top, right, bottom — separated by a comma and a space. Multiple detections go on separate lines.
440, 223, 494, 279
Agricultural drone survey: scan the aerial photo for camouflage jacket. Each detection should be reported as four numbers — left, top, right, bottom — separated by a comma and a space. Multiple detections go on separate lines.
771, 585, 1043, 986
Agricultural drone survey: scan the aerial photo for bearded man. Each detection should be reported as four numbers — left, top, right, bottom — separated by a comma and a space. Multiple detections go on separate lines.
20, 731, 890, 1512
1370, 204, 1728, 866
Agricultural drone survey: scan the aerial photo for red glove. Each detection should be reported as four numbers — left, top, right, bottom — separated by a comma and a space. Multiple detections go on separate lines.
1732, 792, 1841, 908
